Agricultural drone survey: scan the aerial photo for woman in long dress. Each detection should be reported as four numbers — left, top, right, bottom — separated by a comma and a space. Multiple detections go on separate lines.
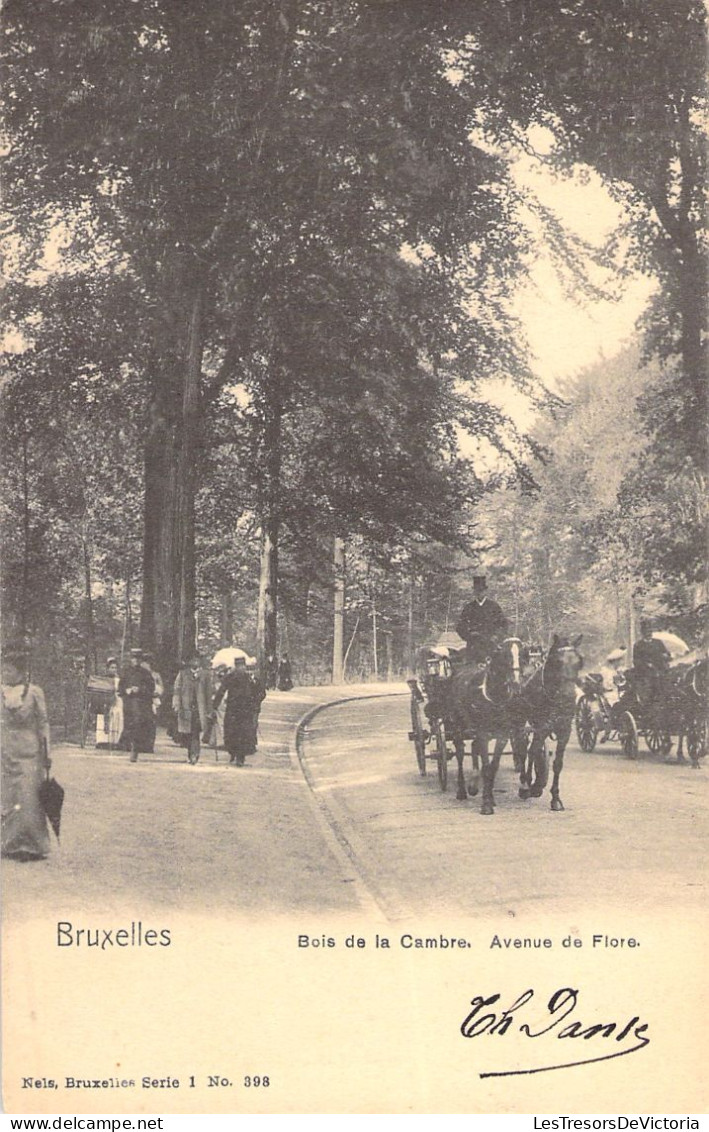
95, 657, 123, 748
212, 656, 261, 765
1, 646, 51, 861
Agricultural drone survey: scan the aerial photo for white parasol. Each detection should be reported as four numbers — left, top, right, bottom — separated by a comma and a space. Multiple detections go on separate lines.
211, 647, 249, 669
651, 631, 690, 660
430, 630, 467, 653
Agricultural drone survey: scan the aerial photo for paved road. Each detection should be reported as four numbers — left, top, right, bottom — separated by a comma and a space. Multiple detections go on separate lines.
3, 684, 705, 925
299, 694, 708, 921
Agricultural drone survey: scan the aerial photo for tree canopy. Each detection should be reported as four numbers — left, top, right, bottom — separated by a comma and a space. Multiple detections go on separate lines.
2, 0, 704, 701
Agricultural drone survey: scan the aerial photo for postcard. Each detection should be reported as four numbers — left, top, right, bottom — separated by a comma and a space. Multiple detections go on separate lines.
2, 0, 706, 1118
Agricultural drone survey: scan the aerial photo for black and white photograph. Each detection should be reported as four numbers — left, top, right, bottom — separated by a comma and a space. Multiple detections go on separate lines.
1, 0, 707, 1118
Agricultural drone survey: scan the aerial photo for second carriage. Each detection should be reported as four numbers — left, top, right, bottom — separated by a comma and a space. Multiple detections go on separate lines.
574, 655, 707, 766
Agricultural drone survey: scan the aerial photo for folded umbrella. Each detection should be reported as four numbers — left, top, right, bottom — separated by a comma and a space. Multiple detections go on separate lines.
39, 763, 65, 840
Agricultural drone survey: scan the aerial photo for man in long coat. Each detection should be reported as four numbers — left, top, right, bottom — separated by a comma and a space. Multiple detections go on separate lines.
140, 652, 164, 754
456, 576, 508, 668
118, 649, 155, 763
172, 656, 212, 764
212, 656, 261, 766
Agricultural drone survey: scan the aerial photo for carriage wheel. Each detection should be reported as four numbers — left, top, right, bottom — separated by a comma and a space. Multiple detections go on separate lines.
686, 718, 707, 763
434, 719, 449, 792
645, 727, 672, 756
575, 697, 598, 752
409, 697, 427, 777
619, 711, 639, 759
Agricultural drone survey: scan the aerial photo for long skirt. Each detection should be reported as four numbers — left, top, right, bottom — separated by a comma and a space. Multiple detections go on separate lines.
96, 699, 124, 748
122, 701, 154, 754
2, 744, 50, 861
223, 709, 258, 759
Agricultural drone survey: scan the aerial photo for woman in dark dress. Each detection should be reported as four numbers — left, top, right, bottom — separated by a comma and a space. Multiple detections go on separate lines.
277, 655, 293, 691
212, 657, 261, 766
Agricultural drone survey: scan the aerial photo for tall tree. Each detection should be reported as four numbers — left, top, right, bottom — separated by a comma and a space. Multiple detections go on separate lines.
462, 0, 707, 467
3, 0, 556, 680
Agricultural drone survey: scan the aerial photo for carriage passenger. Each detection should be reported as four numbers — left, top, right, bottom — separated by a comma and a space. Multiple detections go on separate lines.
633, 620, 671, 676
598, 647, 627, 704
613, 622, 671, 723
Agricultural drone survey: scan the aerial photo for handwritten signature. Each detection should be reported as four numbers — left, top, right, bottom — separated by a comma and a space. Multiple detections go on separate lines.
461, 988, 650, 1077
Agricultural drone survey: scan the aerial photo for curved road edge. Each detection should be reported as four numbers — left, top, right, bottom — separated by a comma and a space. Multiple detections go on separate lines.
290, 686, 409, 923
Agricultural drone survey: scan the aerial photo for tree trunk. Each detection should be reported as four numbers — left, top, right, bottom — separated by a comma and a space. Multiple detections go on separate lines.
121, 577, 132, 667
257, 523, 279, 670
81, 519, 97, 675
220, 590, 234, 647
140, 263, 205, 684
332, 536, 345, 683
371, 597, 379, 679
384, 630, 393, 681
407, 573, 415, 675
176, 284, 204, 663
256, 374, 283, 671
20, 433, 30, 639
343, 612, 360, 680
628, 594, 637, 658
678, 236, 707, 461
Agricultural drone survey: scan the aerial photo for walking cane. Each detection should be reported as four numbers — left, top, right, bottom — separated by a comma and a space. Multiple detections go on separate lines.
211, 711, 219, 763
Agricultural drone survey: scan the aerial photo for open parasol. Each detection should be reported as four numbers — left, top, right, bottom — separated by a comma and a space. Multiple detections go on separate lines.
211, 647, 248, 670
652, 631, 690, 660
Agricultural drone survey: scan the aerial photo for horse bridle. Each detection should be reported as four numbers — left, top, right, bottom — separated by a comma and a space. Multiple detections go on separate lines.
481, 638, 522, 703
540, 645, 580, 696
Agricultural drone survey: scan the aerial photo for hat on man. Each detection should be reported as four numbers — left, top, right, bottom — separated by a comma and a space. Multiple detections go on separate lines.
130, 647, 143, 658
472, 575, 487, 588
106, 656, 117, 666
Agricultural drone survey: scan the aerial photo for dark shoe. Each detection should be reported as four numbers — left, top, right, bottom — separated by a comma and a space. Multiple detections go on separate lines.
130, 752, 138, 763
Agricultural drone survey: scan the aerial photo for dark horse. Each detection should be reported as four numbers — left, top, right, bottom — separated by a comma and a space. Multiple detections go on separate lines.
447, 638, 523, 815
513, 634, 584, 811
674, 656, 707, 767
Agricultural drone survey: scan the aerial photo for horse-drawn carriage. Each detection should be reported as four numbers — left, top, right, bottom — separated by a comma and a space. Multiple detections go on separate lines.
408, 633, 584, 814
407, 639, 464, 792
575, 654, 707, 767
